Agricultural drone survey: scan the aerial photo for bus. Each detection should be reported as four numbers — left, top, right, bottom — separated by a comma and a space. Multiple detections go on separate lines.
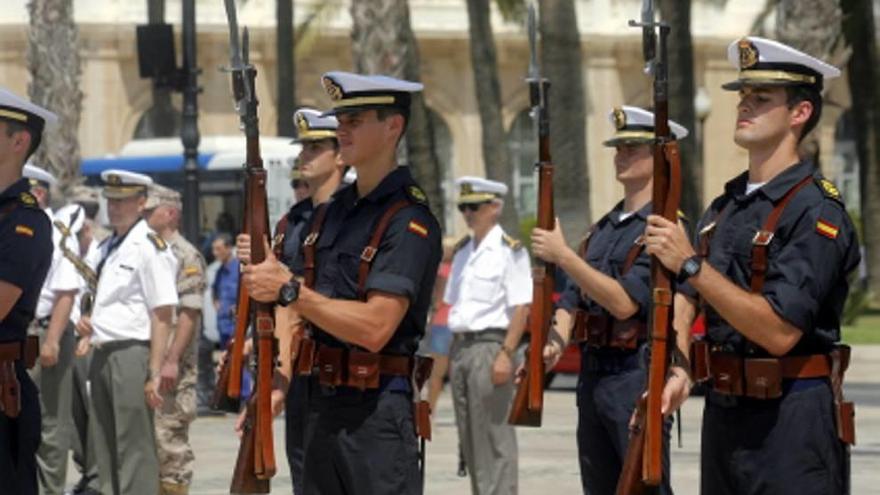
81, 135, 301, 243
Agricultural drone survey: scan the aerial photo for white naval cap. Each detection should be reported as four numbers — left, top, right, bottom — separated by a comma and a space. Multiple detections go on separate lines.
320, 71, 423, 116
0, 86, 58, 140
603, 106, 689, 147
54, 203, 86, 235
455, 176, 508, 204
100, 169, 153, 199
722, 36, 840, 91
23, 163, 57, 188
293, 108, 338, 143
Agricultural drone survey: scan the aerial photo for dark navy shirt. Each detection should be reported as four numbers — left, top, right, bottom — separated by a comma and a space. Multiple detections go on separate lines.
559, 201, 652, 323
0, 178, 53, 343
278, 198, 313, 268
696, 161, 860, 355
292, 166, 442, 356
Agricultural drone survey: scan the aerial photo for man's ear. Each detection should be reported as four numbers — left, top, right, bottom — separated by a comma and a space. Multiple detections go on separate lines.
789, 99, 813, 129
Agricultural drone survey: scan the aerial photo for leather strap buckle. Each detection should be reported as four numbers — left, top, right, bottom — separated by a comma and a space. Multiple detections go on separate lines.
752, 230, 774, 246
303, 232, 319, 246
361, 246, 377, 263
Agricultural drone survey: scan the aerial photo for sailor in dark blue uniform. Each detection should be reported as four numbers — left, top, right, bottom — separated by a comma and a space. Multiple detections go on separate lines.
242, 72, 441, 494
645, 37, 861, 495
0, 86, 57, 495
531, 106, 693, 494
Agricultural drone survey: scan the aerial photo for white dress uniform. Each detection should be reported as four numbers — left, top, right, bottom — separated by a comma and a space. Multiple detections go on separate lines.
87, 169, 178, 495
444, 177, 531, 495
22, 166, 85, 495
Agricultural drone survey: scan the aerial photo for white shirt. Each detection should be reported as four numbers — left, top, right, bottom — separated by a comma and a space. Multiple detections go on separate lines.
91, 219, 179, 343
35, 207, 83, 319
444, 224, 532, 333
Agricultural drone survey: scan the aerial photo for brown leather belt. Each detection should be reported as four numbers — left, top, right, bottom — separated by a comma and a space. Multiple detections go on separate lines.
293, 341, 413, 390
692, 340, 832, 399
0, 336, 39, 369
572, 311, 645, 350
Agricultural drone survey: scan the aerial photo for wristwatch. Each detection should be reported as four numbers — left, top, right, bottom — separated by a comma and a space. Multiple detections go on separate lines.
277, 278, 301, 307
677, 255, 703, 283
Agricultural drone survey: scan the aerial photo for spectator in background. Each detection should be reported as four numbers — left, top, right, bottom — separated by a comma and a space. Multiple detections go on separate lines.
211, 234, 239, 346
428, 242, 454, 413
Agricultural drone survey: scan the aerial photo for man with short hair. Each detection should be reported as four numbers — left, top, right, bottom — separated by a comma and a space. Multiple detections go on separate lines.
444, 176, 531, 495
77, 169, 179, 495
145, 184, 206, 495
645, 37, 861, 494
0, 86, 57, 495
241, 72, 442, 494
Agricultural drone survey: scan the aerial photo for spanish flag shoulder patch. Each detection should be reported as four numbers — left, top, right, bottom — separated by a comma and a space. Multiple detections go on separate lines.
816, 219, 839, 239
407, 220, 428, 238
15, 225, 34, 237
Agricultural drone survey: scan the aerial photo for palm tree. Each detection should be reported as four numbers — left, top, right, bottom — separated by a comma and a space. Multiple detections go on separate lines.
27, 0, 83, 196
539, 0, 590, 238
841, 0, 880, 303
349, 0, 445, 223
659, 0, 700, 223
464, 0, 520, 234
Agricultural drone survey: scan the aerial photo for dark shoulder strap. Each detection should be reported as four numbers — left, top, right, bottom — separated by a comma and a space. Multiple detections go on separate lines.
302, 203, 330, 289
356, 199, 413, 300
749, 174, 813, 292
621, 235, 645, 275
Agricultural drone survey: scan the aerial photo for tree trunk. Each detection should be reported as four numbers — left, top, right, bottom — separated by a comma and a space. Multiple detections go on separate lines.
841, 0, 880, 304
775, 0, 843, 164
539, 0, 590, 239
464, 0, 519, 234
277, 0, 295, 137
349, 0, 445, 224
659, 0, 701, 223
27, 0, 83, 198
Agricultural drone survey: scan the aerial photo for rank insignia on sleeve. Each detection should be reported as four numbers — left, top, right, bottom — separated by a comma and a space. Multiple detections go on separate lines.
147, 232, 168, 250
19, 192, 36, 206
184, 266, 200, 276
816, 219, 839, 239
407, 220, 428, 238
407, 186, 427, 204
817, 178, 841, 200
502, 233, 523, 251
15, 225, 34, 237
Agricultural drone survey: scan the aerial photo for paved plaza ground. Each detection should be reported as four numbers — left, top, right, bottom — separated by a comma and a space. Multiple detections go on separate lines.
72, 345, 880, 494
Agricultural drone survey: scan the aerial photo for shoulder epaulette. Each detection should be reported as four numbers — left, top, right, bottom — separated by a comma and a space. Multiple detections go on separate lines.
18, 191, 39, 208
405, 185, 428, 205
453, 235, 470, 255
815, 177, 844, 204
147, 232, 168, 251
502, 233, 523, 251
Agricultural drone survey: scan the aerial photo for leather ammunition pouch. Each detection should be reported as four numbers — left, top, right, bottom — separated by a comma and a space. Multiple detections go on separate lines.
0, 337, 37, 419
572, 311, 645, 350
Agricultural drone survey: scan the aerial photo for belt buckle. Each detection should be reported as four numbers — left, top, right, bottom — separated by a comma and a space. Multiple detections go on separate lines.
361, 246, 377, 262
752, 230, 774, 246
303, 232, 319, 246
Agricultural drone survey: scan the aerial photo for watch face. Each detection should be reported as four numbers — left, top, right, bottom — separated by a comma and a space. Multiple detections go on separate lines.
684, 258, 699, 276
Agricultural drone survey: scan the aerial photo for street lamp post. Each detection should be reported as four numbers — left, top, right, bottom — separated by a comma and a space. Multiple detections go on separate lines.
180, 0, 201, 244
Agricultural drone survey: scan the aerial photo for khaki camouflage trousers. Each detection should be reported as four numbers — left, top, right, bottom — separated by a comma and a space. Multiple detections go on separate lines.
155, 337, 197, 488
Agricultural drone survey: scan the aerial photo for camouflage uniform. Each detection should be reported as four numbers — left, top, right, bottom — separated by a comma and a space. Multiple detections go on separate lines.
155, 231, 205, 494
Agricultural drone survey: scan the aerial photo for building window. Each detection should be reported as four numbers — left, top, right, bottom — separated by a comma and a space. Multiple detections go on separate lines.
506, 109, 538, 218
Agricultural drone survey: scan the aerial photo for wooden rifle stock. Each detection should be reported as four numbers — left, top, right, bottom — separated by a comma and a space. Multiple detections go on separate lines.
616, 395, 648, 495
509, 38, 554, 425
226, 285, 251, 399
230, 401, 270, 494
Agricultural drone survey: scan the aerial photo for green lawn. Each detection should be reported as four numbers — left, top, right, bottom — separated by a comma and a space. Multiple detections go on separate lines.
843, 311, 880, 344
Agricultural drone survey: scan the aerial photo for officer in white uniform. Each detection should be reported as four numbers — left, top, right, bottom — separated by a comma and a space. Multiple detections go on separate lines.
77, 169, 179, 495
23, 164, 84, 495
444, 177, 532, 495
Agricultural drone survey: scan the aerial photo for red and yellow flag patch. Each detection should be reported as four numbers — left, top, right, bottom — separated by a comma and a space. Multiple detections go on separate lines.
15, 225, 33, 237
816, 219, 839, 239
407, 220, 428, 238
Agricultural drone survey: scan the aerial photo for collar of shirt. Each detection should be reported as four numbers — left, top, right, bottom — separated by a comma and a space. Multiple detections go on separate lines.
608, 200, 651, 227
469, 224, 504, 258
334, 166, 414, 209
723, 160, 814, 202
0, 177, 29, 201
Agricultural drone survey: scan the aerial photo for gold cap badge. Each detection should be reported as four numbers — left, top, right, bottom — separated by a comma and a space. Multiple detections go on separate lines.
612, 107, 627, 130
295, 113, 309, 134
738, 38, 759, 69
322, 77, 344, 101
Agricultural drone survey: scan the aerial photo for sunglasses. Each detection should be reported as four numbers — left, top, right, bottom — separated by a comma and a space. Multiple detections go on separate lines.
457, 202, 490, 213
